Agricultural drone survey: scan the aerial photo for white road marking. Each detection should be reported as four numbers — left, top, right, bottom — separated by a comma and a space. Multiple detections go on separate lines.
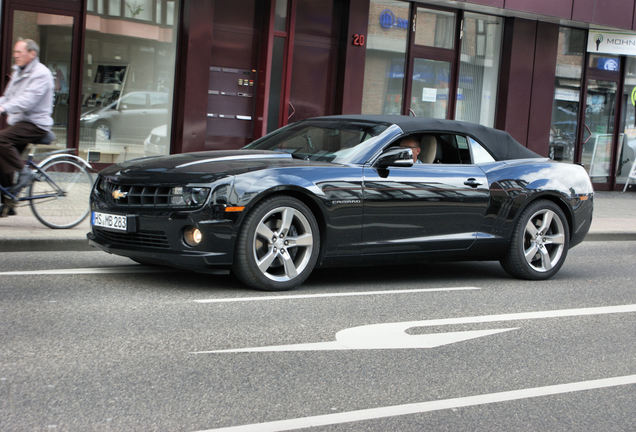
0, 266, 171, 276
201, 327, 518, 353
195, 374, 636, 432
193, 287, 480, 304
195, 304, 636, 354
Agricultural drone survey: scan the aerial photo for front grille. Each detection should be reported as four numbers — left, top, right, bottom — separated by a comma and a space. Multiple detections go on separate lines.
94, 229, 170, 249
99, 180, 175, 207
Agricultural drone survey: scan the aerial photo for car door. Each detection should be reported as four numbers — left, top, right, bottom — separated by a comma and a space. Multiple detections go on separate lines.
361, 134, 490, 255
114, 92, 150, 142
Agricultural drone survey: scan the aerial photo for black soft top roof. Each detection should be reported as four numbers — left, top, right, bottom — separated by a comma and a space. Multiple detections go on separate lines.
313, 114, 541, 161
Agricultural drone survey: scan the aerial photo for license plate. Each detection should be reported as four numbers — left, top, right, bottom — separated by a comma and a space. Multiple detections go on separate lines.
92, 211, 128, 231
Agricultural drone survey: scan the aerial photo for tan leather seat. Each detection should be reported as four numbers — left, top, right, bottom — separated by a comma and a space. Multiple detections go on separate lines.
420, 135, 438, 163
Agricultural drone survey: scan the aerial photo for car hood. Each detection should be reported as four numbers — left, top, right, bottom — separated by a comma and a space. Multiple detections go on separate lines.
98, 150, 333, 183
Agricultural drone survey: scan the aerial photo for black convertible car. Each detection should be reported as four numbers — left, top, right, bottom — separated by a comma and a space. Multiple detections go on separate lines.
88, 115, 594, 290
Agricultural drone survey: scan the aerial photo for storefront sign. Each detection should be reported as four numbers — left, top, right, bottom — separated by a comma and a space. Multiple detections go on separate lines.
379, 9, 408, 30
588, 31, 636, 56
422, 87, 437, 102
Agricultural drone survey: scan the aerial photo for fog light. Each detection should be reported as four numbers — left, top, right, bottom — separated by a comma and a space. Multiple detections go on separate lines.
184, 227, 202, 247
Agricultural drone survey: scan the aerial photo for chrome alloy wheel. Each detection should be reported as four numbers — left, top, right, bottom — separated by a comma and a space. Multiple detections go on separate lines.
252, 206, 314, 282
523, 208, 566, 272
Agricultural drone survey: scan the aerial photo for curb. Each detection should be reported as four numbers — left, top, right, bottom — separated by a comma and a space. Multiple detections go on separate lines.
584, 232, 636, 242
0, 239, 92, 252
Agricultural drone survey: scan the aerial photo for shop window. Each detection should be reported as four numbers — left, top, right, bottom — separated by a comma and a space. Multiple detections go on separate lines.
11, 11, 74, 149
454, 12, 502, 127
548, 27, 585, 163
361, 0, 409, 115
414, 7, 455, 49
79, 0, 180, 162
124, 0, 153, 21
618, 57, 636, 185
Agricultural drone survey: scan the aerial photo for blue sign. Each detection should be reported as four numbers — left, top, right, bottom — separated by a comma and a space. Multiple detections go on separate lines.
379, 9, 408, 30
597, 57, 619, 71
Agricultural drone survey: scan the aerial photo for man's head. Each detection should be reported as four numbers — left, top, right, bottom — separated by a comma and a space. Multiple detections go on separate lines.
13, 39, 39, 68
400, 137, 421, 163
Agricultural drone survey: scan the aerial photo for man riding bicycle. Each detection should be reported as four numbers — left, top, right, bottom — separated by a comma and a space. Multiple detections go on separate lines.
0, 38, 54, 216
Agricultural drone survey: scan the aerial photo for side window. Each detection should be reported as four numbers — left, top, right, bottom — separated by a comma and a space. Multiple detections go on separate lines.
436, 134, 465, 164
455, 135, 472, 164
468, 136, 495, 163
119, 92, 147, 110
149, 92, 169, 108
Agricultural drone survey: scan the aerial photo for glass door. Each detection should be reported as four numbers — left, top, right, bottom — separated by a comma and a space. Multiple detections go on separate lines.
404, 7, 458, 119
581, 79, 618, 183
410, 58, 451, 118
8, 11, 75, 148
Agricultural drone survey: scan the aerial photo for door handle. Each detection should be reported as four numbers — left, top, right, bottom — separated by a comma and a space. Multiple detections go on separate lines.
464, 178, 482, 188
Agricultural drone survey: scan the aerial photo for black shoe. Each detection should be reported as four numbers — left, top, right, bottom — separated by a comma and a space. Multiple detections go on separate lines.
9, 166, 34, 194
0, 199, 17, 217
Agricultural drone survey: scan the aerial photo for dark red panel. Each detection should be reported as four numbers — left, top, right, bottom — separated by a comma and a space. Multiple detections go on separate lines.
504, 0, 573, 20
496, 18, 536, 146
288, 0, 345, 121
463, 0, 504, 8
175, 1, 213, 154
526, 22, 559, 156
203, 0, 265, 150
339, 0, 369, 114
573, 0, 634, 30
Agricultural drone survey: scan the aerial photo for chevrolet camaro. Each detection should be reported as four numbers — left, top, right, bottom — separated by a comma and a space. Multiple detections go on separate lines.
88, 115, 594, 290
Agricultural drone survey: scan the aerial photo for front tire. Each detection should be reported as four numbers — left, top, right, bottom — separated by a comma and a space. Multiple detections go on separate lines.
29, 158, 93, 229
500, 200, 570, 280
232, 196, 320, 291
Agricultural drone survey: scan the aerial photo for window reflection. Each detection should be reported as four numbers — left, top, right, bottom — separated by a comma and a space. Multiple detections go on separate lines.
618, 57, 636, 185
79, 0, 179, 162
11, 11, 74, 149
549, 27, 585, 163
361, 0, 409, 115
414, 8, 455, 49
454, 13, 502, 127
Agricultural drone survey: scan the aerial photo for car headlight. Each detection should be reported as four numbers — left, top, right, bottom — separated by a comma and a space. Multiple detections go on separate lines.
80, 113, 99, 121
170, 186, 210, 207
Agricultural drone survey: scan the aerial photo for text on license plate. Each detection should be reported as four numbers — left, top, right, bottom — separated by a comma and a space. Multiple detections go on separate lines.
92, 212, 127, 231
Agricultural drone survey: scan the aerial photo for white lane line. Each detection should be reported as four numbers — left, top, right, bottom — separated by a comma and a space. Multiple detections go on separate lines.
0, 266, 172, 276
195, 374, 636, 432
193, 287, 480, 304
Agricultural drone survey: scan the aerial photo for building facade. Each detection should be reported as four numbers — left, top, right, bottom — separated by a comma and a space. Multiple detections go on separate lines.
2, 0, 636, 190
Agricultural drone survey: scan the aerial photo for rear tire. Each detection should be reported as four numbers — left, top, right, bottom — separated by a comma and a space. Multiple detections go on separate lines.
232, 196, 320, 291
29, 158, 93, 229
500, 200, 569, 280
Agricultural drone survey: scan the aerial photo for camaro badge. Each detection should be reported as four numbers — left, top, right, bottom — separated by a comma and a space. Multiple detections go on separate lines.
112, 189, 128, 200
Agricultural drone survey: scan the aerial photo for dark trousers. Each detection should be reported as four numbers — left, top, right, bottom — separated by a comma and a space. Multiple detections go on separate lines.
0, 121, 47, 187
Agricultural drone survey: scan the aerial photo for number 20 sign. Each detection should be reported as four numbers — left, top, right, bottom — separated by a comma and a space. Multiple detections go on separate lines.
352, 34, 366, 47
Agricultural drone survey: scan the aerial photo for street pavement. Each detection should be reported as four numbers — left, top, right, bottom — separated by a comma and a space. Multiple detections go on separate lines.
0, 191, 634, 252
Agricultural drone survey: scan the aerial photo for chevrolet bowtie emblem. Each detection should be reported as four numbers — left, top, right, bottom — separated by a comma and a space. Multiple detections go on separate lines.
112, 189, 128, 200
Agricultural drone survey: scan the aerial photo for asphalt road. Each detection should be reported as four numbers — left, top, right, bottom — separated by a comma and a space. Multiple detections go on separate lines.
1, 241, 635, 431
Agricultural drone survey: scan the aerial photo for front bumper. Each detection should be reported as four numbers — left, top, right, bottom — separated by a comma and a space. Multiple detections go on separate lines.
87, 210, 237, 271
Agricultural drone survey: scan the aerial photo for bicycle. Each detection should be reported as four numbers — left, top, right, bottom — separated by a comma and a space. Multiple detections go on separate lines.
0, 133, 94, 229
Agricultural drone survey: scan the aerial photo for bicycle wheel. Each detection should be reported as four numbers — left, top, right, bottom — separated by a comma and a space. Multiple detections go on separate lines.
29, 158, 93, 229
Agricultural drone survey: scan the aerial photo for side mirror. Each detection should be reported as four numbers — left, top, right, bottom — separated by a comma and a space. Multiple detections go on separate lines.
375, 147, 414, 168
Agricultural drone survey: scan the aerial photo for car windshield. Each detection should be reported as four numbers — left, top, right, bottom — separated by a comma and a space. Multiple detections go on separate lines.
244, 120, 392, 163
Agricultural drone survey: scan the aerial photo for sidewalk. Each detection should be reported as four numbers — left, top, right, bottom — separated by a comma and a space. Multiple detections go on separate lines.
0, 191, 634, 252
